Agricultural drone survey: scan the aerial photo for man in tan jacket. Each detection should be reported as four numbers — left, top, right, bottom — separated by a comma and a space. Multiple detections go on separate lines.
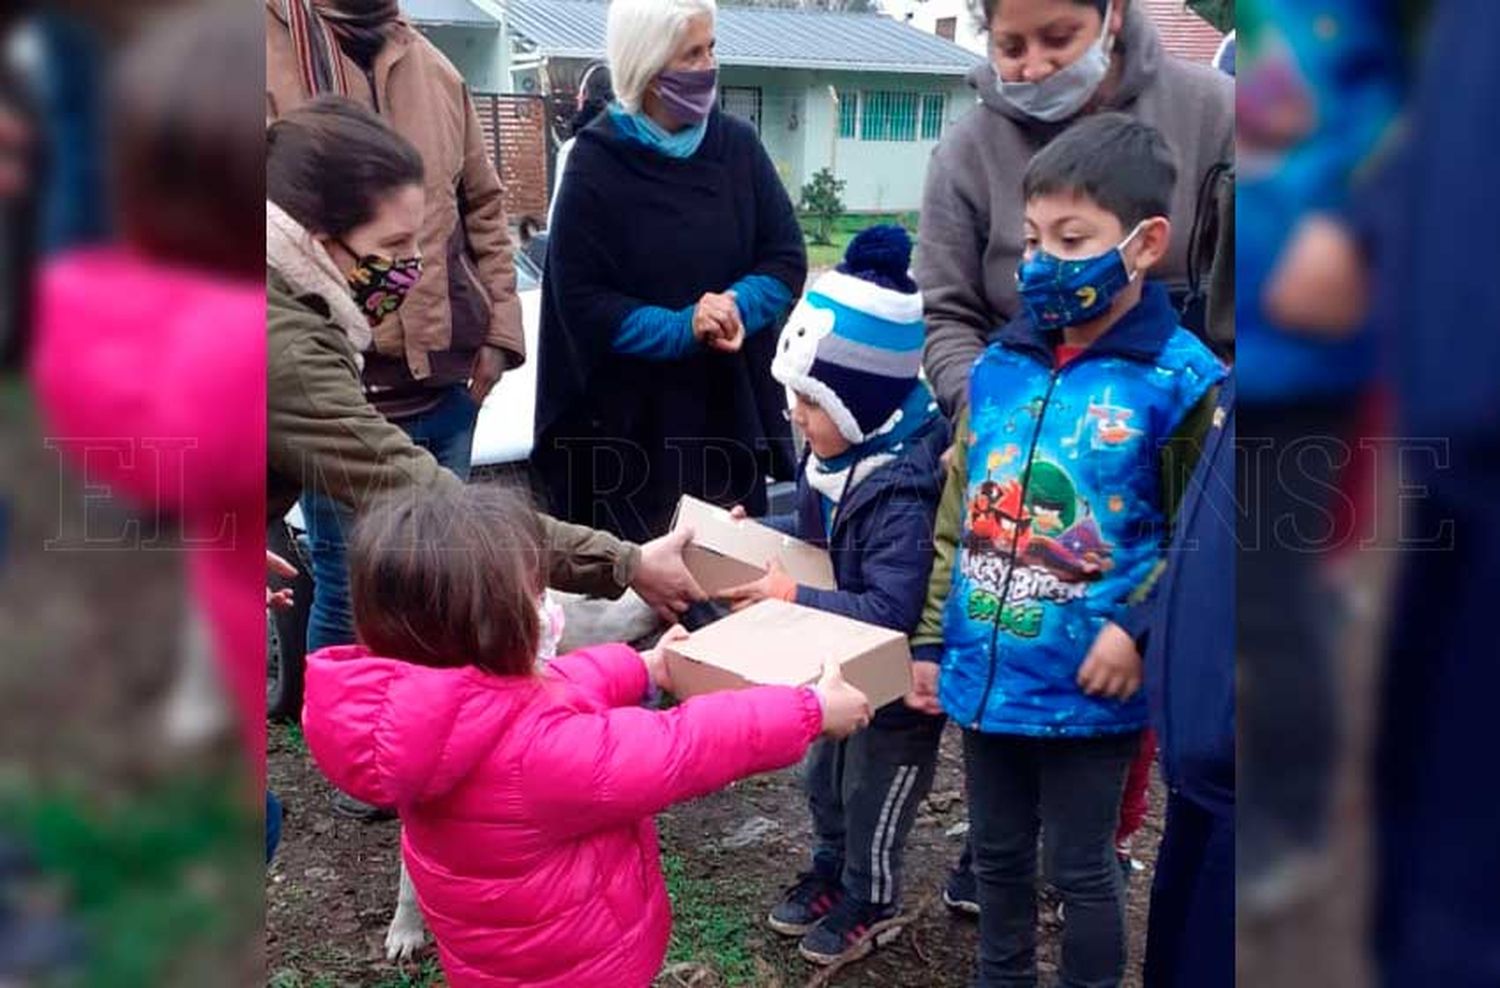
266, 0, 523, 408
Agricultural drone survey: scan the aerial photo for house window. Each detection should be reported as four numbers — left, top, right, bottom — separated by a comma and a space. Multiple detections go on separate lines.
860, 91, 919, 142
921, 93, 946, 141
837, 89, 859, 139
720, 86, 762, 134
936, 16, 957, 41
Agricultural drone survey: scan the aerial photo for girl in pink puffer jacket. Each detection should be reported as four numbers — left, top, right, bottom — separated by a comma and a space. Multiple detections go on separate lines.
301, 485, 871, 987
31, 8, 267, 775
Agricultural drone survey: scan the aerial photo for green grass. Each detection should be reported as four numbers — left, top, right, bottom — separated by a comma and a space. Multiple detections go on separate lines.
274, 720, 309, 758
370, 957, 446, 988
0, 773, 261, 987
802, 211, 919, 269
266, 955, 443, 988
267, 971, 342, 988
662, 853, 759, 985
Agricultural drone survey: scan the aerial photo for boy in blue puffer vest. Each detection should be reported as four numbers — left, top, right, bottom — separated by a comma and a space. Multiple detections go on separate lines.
721, 226, 950, 969
910, 114, 1225, 987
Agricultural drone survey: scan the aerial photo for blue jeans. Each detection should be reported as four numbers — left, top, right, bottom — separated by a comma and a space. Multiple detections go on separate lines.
301, 385, 477, 654
964, 729, 1140, 988
266, 790, 283, 864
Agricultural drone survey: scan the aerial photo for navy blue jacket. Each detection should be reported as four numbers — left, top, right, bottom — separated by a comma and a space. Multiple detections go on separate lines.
1350, 0, 1500, 447
535, 109, 806, 542
767, 415, 950, 640
1122, 377, 1235, 817
1356, 4, 1500, 981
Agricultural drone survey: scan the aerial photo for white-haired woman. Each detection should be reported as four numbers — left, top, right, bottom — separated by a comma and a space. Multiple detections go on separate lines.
534, 0, 807, 544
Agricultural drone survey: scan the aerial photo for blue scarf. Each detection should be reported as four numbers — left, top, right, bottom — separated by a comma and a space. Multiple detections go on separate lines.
607, 104, 708, 159
807, 381, 941, 507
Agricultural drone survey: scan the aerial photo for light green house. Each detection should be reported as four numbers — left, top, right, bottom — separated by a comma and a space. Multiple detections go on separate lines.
405, 0, 983, 214
403, 0, 513, 92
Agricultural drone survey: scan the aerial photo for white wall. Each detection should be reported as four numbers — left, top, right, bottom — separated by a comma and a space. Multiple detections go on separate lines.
719, 66, 809, 194
417, 25, 509, 92
798, 71, 978, 213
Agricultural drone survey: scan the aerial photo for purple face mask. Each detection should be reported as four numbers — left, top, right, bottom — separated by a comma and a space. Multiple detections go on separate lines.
654, 68, 718, 127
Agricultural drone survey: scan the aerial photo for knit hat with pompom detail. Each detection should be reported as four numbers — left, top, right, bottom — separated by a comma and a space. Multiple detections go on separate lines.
771, 225, 925, 444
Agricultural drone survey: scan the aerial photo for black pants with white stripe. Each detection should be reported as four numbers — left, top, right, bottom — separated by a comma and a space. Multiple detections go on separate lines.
807, 700, 947, 907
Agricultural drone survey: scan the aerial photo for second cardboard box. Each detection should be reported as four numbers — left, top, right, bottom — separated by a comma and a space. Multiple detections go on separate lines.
664, 598, 914, 710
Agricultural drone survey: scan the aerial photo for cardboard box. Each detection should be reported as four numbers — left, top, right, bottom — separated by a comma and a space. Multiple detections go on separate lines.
664, 599, 914, 710
673, 495, 836, 597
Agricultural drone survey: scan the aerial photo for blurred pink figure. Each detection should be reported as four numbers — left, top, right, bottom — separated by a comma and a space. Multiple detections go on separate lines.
28, 6, 266, 777
32, 252, 265, 774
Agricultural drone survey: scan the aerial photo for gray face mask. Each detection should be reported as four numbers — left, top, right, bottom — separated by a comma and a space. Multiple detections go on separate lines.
993, 1, 1114, 123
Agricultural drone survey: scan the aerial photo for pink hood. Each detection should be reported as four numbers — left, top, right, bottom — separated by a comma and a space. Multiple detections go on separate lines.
33, 249, 264, 523
303, 643, 822, 987
32, 249, 266, 772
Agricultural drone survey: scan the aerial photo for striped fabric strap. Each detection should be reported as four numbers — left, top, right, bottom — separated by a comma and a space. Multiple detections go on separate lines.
284, 0, 349, 97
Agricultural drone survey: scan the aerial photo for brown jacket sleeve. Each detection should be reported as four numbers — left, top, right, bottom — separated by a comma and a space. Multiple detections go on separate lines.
916, 145, 991, 415
459, 86, 526, 368
538, 514, 640, 600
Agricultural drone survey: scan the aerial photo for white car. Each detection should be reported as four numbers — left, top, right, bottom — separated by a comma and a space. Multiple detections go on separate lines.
469, 249, 543, 470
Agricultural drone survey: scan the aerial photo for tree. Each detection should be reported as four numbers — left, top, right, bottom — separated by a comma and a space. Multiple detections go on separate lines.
800, 168, 846, 246
1186, 0, 1233, 33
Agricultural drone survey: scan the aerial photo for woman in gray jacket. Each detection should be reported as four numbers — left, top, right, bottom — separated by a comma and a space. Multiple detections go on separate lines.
917, 0, 1233, 413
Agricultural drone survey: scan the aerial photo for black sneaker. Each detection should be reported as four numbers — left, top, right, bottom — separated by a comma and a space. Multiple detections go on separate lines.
798, 897, 899, 966
767, 870, 843, 937
330, 791, 396, 822
942, 865, 980, 917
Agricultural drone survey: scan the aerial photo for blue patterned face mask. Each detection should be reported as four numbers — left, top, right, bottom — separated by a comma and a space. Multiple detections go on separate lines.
1016, 221, 1146, 330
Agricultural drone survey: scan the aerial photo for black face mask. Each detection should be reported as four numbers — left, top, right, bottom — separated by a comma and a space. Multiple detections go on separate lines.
337, 240, 422, 325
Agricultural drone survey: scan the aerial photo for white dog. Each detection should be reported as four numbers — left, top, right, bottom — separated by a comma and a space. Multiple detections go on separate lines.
162, 601, 235, 749
384, 588, 661, 961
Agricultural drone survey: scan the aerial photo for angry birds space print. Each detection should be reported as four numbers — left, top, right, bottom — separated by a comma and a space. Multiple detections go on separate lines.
1061, 387, 1143, 455
1087, 399, 1142, 448
966, 477, 1032, 555
1017, 460, 1115, 583
960, 455, 1116, 638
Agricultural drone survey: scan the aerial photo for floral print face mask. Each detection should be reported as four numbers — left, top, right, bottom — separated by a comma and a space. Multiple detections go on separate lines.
339, 242, 422, 325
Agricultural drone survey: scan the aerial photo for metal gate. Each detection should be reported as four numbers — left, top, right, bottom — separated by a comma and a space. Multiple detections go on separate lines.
472, 92, 549, 224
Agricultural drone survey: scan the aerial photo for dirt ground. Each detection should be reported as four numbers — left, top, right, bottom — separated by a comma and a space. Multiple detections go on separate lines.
266, 717, 1163, 988
1, 386, 263, 986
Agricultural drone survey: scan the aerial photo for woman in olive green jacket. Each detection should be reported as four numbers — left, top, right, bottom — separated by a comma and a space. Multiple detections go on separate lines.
267, 98, 701, 619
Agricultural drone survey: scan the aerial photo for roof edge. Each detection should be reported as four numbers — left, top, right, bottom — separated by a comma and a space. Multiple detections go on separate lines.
504, 39, 980, 75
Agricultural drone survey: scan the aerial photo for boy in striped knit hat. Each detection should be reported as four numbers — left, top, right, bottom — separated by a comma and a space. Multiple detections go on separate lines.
722, 225, 951, 967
